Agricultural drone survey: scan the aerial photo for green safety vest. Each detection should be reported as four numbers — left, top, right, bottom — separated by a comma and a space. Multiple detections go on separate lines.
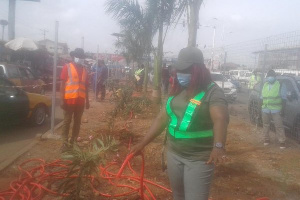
262, 81, 282, 110
165, 83, 214, 139
248, 75, 261, 89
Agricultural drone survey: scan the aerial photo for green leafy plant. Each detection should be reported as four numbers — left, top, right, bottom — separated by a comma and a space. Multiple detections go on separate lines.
59, 137, 119, 200
106, 80, 152, 131
106, 84, 134, 131
122, 96, 151, 117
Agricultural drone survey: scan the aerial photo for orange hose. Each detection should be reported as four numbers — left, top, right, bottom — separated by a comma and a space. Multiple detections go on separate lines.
0, 154, 172, 200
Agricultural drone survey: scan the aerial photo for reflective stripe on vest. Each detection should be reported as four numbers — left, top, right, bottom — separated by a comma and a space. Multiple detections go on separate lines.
64, 63, 87, 99
249, 75, 261, 89
262, 81, 282, 110
135, 69, 144, 76
166, 83, 214, 139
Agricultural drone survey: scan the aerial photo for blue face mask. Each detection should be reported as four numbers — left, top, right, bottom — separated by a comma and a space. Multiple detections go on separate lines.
177, 73, 191, 87
267, 76, 276, 84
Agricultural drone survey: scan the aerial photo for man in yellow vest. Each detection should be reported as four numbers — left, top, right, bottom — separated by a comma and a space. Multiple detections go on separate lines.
134, 64, 145, 92
261, 70, 286, 149
60, 48, 90, 152
248, 70, 261, 90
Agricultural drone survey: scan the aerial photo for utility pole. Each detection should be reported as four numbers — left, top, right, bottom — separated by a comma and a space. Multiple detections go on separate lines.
1, 25, 4, 41
51, 21, 59, 135
8, 0, 40, 40
222, 52, 227, 89
211, 26, 216, 71
8, 0, 16, 40
0, 20, 8, 41
261, 44, 268, 90
40, 29, 49, 40
95, 45, 99, 101
81, 36, 84, 50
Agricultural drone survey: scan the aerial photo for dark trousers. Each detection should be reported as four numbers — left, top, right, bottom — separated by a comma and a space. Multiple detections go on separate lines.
61, 104, 84, 144
163, 80, 169, 95
96, 83, 106, 100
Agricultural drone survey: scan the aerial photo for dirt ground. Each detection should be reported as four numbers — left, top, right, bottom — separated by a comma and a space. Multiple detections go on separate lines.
1, 90, 300, 200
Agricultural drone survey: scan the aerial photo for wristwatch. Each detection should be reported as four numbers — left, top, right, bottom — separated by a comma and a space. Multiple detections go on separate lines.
214, 142, 224, 149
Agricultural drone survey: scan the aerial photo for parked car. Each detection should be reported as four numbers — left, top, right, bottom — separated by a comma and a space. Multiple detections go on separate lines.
0, 63, 46, 94
224, 74, 241, 92
0, 76, 51, 126
211, 72, 237, 102
248, 75, 300, 142
244, 72, 252, 83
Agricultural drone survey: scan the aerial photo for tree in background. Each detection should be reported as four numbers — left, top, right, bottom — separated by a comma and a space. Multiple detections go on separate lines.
106, 0, 177, 102
106, 0, 204, 101
150, 0, 176, 103
106, 0, 156, 94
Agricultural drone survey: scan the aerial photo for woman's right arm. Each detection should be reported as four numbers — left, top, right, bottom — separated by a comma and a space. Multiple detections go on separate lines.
130, 108, 168, 155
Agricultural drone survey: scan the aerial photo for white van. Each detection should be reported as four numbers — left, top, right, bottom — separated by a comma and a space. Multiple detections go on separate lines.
229, 70, 251, 83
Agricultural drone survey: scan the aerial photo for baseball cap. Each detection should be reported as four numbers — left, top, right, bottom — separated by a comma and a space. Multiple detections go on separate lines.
174, 47, 204, 70
266, 69, 276, 77
70, 48, 85, 59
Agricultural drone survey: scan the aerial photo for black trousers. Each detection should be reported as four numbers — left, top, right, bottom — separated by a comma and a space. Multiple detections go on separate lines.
96, 83, 106, 100
61, 104, 84, 144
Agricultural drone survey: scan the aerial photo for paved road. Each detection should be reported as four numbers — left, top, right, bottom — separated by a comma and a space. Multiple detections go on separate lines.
230, 85, 250, 119
0, 93, 63, 165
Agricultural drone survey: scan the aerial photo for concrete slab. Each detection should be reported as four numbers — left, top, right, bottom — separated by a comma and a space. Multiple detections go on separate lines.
0, 121, 63, 172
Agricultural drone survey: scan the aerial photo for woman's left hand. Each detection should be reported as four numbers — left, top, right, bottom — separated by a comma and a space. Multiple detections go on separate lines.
206, 148, 227, 165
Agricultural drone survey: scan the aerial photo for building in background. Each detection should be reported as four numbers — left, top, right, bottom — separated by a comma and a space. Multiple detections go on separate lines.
254, 47, 300, 70
38, 39, 68, 55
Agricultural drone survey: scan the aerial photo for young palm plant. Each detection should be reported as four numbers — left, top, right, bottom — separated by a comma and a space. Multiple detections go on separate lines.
59, 137, 119, 200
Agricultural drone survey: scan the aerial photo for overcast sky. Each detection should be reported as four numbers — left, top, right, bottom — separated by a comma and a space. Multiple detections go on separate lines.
0, 0, 300, 57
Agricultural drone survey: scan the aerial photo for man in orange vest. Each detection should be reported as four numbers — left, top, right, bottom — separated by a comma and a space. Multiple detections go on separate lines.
60, 48, 90, 152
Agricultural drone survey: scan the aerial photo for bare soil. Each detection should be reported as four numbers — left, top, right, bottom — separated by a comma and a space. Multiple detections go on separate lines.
1, 91, 300, 200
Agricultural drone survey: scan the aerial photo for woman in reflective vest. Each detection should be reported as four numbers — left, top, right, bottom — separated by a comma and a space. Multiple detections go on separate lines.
131, 47, 229, 200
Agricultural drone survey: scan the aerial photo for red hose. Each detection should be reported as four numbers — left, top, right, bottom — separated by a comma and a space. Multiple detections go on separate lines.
0, 153, 172, 200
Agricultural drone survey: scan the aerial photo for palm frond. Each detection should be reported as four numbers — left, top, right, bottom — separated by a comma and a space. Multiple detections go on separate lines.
105, 0, 143, 21
172, 0, 188, 26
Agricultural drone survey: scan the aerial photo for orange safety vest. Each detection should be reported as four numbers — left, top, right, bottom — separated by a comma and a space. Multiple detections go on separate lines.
64, 63, 87, 99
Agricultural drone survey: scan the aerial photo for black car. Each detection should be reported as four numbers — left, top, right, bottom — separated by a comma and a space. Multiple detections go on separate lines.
248, 75, 300, 142
0, 76, 51, 127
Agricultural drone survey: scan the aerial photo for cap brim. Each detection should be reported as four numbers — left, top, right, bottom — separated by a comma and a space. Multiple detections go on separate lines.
173, 60, 193, 71
73, 54, 86, 59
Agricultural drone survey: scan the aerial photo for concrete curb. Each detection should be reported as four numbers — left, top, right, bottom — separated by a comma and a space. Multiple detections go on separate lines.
0, 141, 37, 171
0, 121, 64, 172
40, 121, 64, 140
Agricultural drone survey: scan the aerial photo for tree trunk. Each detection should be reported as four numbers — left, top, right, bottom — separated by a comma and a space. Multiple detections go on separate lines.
153, 1, 164, 104
188, 0, 203, 47
143, 58, 149, 94
153, 20, 164, 104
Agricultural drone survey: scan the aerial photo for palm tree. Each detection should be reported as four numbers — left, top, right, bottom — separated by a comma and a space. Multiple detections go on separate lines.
106, 0, 204, 101
106, 0, 157, 95
106, 0, 176, 102
0, 20, 8, 41
173, 0, 204, 47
